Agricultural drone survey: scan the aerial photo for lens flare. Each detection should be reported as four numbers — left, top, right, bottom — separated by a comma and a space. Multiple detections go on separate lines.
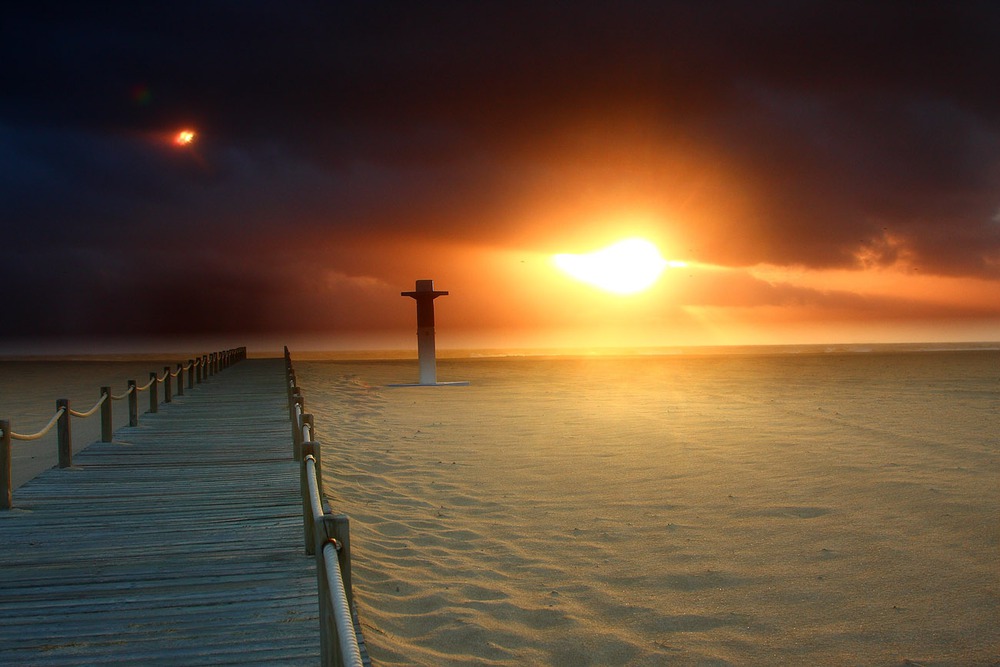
174, 129, 196, 146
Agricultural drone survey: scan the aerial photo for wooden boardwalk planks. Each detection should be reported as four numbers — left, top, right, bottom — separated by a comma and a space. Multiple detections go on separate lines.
0, 359, 321, 666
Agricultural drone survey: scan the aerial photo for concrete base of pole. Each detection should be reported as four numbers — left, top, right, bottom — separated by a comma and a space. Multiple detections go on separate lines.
417, 327, 437, 385
387, 326, 470, 386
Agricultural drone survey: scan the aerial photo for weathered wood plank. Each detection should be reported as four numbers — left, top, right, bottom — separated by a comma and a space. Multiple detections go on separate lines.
0, 359, 323, 666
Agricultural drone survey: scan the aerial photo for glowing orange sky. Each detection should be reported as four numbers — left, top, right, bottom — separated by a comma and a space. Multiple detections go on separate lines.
270, 217, 1000, 353
3, 4, 998, 354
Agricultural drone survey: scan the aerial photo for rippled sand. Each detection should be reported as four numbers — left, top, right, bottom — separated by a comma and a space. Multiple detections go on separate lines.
296, 351, 999, 665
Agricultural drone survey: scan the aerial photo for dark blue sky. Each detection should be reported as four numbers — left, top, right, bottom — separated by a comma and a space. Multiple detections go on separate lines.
3, 2, 998, 351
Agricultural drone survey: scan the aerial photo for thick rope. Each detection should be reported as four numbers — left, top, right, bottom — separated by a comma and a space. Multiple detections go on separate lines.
323, 542, 365, 667
135, 377, 156, 392
10, 407, 66, 441
69, 392, 108, 418
110, 385, 134, 401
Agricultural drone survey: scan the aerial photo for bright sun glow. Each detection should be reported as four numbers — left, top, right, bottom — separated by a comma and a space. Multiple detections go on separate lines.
174, 129, 196, 146
554, 238, 678, 294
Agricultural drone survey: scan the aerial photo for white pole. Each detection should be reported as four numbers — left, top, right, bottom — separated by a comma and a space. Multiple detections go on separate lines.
417, 326, 437, 385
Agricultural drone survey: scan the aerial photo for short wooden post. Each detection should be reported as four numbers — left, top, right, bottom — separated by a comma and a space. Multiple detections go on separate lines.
203, 355, 210, 378
301, 443, 317, 555
127, 380, 138, 427
292, 400, 304, 459
289, 387, 303, 431
300, 413, 315, 461
163, 366, 172, 403
293, 396, 305, 454
303, 414, 326, 499
316, 522, 334, 665
176, 364, 184, 396
149, 371, 159, 413
329, 513, 354, 611
100, 386, 113, 442
187, 360, 195, 389
315, 512, 354, 665
57, 398, 71, 468
196, 359, 203, 384
1, 420, 11, 510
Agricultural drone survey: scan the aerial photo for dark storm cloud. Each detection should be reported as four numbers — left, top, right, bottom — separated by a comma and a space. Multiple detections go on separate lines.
2, 1, 998, 340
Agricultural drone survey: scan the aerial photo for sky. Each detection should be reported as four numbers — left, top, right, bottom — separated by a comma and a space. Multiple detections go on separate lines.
3, 1, 999, 354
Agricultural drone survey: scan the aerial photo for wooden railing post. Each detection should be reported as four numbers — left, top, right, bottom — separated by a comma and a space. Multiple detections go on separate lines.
303, 415, 326, 499
57, 399, 71, 468
187, 360, 195, 389
301, 413, 314, 458
289, 387, 303, 433
301, 443, 317, 555
328, 513, 354, 612
287, 370, 297, 405
100, 386, 113, 442
163, 367, 172, 403
315, 517, 334, 666
176, 364, 184, 397
316, 512, 354, 666
127, 380, 138, 427
203, 355, 210, 378
149, 372, 159, 413
1, 420, 11, 510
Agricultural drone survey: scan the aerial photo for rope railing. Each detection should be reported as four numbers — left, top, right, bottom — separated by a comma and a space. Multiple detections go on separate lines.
8, 407, 66, 442
1, 346, 248, 511
110, 386, 134, 401
69, 392, 107, 418
285, 346, 369, 667
306, 455, 364, 667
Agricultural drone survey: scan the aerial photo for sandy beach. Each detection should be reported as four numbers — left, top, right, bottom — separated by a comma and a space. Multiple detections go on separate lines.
296, 351, 999, 665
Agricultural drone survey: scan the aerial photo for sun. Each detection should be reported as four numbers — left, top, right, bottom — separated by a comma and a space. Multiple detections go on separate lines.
553, 238, 676, 294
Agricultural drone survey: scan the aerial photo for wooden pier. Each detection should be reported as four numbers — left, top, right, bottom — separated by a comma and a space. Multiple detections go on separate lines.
0, 358, 331, 665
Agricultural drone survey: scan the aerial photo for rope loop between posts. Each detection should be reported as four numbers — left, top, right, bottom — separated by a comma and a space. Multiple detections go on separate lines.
9, 407, 66, 441
157, 370, 169, 382
135, 377, 156, 392
69, 392, 108, 418
110, 385, 134, 400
